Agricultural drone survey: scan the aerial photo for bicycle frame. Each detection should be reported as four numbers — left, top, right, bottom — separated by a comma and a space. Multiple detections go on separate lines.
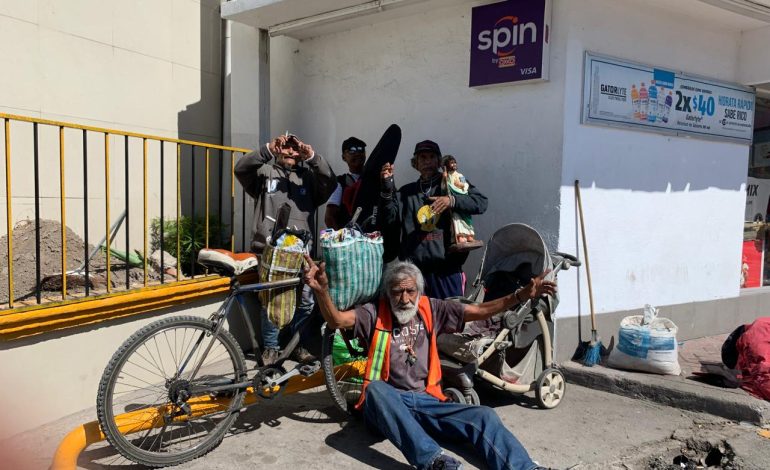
175, 274, 308, 398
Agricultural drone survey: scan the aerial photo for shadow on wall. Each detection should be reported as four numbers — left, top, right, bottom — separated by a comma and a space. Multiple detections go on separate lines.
175, 2, 240, 255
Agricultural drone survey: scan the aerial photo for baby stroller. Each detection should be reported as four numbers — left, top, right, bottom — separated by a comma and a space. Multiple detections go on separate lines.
438, 223, 580, 409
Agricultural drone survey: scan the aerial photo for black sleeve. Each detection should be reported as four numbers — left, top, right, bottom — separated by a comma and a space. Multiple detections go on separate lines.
379, 190, 401, 226
234, 145, 273, 199
452, 182, 488, 216
305, 153, 337, 206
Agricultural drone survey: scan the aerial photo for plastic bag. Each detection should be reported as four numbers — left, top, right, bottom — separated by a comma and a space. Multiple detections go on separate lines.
320, 229, 383, 310
331, 333, 364, 384
607, 305, 681, 375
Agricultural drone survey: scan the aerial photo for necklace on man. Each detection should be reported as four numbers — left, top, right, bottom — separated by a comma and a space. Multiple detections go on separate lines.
403, 318, 418, 367
420, 174, 439, 198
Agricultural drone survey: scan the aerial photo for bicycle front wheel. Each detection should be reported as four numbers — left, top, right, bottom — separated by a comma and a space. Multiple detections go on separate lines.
321, 323, 366, 415
96, 315, 247, 467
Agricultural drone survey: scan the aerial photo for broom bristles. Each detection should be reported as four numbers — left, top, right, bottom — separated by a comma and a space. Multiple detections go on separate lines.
582, 340, 602, 367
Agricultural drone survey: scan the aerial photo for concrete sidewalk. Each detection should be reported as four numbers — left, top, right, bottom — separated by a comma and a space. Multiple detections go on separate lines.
563, 335, 770, 426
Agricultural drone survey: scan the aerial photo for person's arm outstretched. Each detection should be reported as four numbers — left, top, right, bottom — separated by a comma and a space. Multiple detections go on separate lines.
463, 271, 557, 322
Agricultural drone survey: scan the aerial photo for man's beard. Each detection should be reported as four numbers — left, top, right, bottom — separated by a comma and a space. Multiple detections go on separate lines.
391, 296, 419, 324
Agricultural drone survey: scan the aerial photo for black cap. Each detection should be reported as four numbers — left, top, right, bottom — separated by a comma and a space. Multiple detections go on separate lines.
413, 140, 441, 156
342, 137, 366, 153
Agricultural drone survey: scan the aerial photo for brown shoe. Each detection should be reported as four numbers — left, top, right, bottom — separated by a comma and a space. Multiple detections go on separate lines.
261, 347, 280, 366
290, 346, 317, 364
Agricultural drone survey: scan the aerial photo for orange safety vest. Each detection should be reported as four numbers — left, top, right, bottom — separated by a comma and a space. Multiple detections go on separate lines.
355, 296, 447, 410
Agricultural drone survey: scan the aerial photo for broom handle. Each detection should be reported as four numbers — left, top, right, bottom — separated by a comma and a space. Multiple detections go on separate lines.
575, 180, 596, 332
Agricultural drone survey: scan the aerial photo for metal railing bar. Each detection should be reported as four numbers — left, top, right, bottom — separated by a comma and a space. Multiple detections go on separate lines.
4, 119, 14, 308
143, 138, 148, 288
190, 145, 196, 279
230, 151, 235, 252
176, 143, 181, 283
241, 156, 246, 252
124, 136, 130, 291
105, 133, 111, 294
0, 113, 249, 154
217, 149, 223, 248
82, 129, 89, 297
59, 127, 67, 300
33, 123, 41, 304
160, 141, 165, 285
205, 148, 210, 250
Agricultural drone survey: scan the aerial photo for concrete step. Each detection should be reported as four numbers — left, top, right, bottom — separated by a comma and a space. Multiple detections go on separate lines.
561, 361, 770, 426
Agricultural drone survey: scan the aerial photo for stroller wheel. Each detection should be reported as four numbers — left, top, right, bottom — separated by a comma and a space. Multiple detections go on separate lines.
444, 387, 479, 405
535, 368, 566, 409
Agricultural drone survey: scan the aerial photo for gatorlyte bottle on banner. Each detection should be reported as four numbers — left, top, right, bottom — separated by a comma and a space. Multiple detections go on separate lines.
661, 91, 674, 122
648, 81, 658, 123
639, 82, 648, 121
631, 84, 640, 120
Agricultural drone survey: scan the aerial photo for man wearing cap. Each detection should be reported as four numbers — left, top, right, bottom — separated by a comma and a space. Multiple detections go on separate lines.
324, 137, 367, 230
379, 140, 488, 299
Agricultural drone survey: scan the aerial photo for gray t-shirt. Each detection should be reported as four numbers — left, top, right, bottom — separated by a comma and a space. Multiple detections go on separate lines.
354, 299, 465, 392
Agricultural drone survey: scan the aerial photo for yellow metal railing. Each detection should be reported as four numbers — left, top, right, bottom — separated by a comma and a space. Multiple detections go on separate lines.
0, 112, 251, 311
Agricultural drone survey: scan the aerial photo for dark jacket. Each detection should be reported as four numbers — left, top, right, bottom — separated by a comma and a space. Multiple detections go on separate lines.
234, 144, 336, 253
379, 175, 488, 272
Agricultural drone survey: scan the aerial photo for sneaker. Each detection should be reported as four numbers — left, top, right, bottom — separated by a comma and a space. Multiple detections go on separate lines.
261, 347, 280, 366
290, 346, 317, 364
431, 453, 463, 470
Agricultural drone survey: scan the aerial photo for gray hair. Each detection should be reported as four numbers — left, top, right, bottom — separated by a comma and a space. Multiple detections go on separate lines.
381, 261, 425, 296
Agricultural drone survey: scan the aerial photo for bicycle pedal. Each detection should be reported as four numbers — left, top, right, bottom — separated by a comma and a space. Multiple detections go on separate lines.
298, 362, 320, 376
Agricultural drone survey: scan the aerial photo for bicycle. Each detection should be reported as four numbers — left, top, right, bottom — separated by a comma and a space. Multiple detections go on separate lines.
95, 249, 366, 467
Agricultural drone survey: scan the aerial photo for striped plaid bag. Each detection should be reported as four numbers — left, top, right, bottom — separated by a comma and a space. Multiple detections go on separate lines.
321, 232, 383, 310
258, 243, 305, 328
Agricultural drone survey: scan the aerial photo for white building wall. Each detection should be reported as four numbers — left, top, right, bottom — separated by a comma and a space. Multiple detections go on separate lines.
0, 0, 225, 262
267, 1, 569, 272
556, 0, 751, 317
739, 24, 770, 85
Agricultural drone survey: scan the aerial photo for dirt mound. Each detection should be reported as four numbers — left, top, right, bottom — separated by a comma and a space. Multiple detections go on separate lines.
0, 219, 162, 304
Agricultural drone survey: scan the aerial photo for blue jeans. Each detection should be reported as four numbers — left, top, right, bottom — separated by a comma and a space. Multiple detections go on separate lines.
363, 381, 536, 470
261, 283, 314, 349
422, 271, 464, 300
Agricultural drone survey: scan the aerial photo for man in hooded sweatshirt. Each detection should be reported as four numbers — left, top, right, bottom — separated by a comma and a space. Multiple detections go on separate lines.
235, 133, 336, 365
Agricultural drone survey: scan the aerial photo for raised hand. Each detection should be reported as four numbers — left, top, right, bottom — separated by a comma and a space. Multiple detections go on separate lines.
381, 163, 395, 192
303, 254, 328, 292
518, 270, 557, 301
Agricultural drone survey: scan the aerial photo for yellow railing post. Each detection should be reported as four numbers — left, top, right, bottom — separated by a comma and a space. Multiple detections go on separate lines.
59, 127, 67, 300
205, 148, 210, 249
143, 138, 148, 287
104, 133, 111, 293
230, 151, 235, 252
176, 143, 181, 282
4, 119, 14, 308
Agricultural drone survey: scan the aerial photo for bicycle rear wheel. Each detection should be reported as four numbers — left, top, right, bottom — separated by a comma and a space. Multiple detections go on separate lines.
96, 315, 247, 467
321, 323, 366, 414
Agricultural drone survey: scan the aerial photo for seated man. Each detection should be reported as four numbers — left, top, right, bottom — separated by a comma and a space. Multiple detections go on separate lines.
303, 255, 556, 470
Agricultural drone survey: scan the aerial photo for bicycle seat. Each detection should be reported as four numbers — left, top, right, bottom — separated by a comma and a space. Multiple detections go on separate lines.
197, 249, 258, 276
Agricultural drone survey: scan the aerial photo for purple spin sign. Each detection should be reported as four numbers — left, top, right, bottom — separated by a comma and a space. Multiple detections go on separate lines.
469, 0, 551, 87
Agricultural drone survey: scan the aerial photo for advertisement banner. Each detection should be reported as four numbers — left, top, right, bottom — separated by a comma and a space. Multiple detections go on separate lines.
469, 0, 551, 87
582, 52, 755, 144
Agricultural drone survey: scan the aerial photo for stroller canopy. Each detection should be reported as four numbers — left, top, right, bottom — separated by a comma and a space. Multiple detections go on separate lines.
476, 223, 552, 286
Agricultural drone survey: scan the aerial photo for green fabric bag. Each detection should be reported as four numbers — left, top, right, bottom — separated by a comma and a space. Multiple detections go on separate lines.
321, 233, 383, 310
331, 333, 365, 384
258, 244, 304, 328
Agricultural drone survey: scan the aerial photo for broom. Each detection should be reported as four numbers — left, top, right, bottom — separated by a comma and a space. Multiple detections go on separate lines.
575, 180, 602, 366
